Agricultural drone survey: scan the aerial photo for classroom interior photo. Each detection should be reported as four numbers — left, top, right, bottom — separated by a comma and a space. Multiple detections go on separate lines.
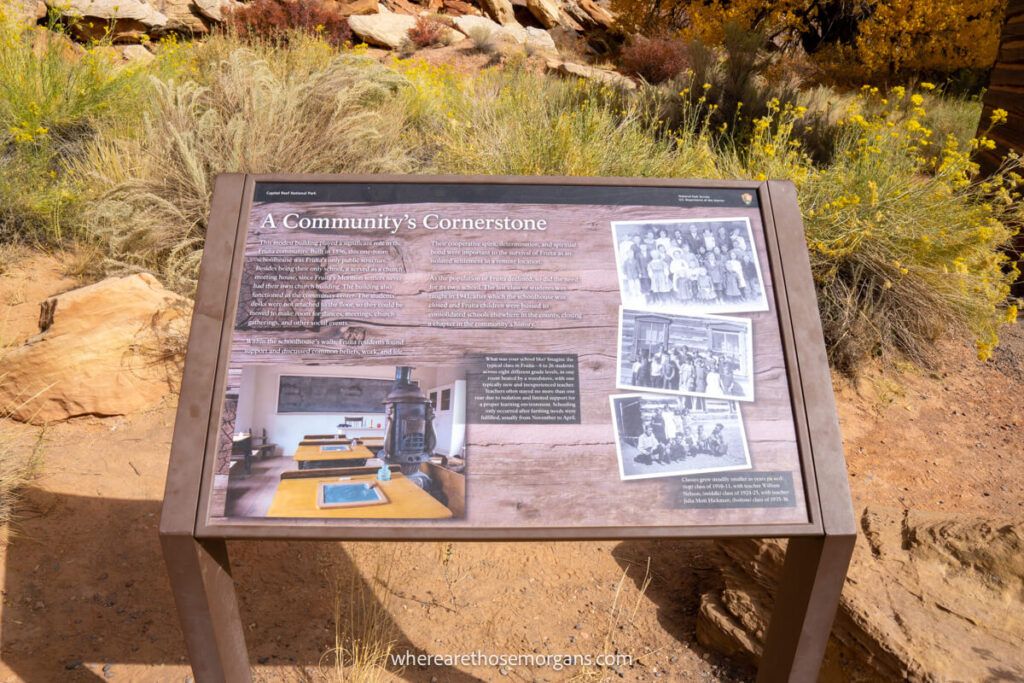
221, 363, 467, 520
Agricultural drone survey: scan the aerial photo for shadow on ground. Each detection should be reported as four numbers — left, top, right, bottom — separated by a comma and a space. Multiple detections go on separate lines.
1, 488, 480, 682
613, 539, 756, 682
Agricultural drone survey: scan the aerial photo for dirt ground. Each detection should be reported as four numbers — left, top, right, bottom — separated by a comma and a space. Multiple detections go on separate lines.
0, 255, 1021, 682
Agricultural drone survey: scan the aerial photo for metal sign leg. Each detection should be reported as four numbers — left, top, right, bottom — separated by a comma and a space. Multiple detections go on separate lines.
756, 534, 856, 682
162, 535, 252, 683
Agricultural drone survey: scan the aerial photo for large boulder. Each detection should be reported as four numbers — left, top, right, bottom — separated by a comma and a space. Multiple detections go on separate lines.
192, 0, 242, 22
562, 0, 615, 29
348, 12, 417, 48
697, 506, 1024, 681
7, 0, 47, 25
154, 0, 210, 34
350, 11, 464, 48
478, 0, 516, 25
333, 0, 380, 17
452, 15, 556, 54
525, 0, 561, 28
0, 274, 191, 424
545, 59, 636, 89
45, 0, 168, 42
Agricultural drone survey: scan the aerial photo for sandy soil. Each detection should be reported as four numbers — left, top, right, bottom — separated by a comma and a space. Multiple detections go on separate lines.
0, 255, 1021, 682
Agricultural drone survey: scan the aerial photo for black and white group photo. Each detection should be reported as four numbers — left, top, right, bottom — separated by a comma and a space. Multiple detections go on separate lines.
609, 393, 752, 480
611, 218, 768, 315
616, 307, 754, 402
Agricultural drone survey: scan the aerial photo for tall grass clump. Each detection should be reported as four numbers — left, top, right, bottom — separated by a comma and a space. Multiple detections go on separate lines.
721, 89, 1022, 371
76, 37, 412, 293
657, 24, 802, 147
0, 19, 150, 246
399, 59, 719, 178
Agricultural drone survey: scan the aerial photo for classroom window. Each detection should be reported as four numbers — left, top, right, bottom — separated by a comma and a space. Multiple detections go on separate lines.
429, 391, 438, 408
710, 328, 746, 374
440, 388, 451, 411
634, 316, 671, 356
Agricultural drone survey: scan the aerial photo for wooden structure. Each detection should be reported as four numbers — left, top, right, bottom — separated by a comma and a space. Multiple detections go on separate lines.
159, 174, 855, 683
980, 0, 1024, 172
982, 0, 1024, 293
292, 443, 374, 469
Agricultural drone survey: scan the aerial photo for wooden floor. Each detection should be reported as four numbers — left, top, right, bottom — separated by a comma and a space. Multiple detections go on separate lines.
225, 456, 293, 517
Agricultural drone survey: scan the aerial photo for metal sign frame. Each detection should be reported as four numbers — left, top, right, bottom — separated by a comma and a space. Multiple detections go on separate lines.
160, 173, 856, 682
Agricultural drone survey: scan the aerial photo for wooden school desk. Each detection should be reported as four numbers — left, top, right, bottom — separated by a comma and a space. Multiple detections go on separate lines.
292, 443, 374, 470
266, 472, 454, 519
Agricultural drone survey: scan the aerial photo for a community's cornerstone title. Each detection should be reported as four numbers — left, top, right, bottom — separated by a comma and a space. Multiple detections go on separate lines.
201, 180, 811, 528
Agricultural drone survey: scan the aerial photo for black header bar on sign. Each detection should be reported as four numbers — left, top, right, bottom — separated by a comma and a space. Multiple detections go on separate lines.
253, 182, 759, 209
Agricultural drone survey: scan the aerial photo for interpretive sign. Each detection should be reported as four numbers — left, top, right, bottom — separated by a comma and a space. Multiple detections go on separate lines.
160, 175, 855, 682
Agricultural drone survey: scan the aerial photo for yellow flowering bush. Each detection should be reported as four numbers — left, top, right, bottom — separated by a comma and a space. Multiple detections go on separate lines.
400, 64, 1020, 370
0, 19, 150, 245
610, 0, 1005, 82
726, 86, 1021, 369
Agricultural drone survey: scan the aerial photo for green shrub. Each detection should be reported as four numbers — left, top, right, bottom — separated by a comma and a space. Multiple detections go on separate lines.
75, 43, 412, 293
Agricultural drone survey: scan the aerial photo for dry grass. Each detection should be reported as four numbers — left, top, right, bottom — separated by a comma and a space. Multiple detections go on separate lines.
316, 544, 402, 682
570, 558, 653, 681
0, 376, 44, 545
399, 60, 719, 178
74, 39, 413, 294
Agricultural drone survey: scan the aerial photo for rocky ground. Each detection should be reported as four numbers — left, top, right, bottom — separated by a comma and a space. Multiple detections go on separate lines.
10, 0, 639, 94
0, 254, 1022, 682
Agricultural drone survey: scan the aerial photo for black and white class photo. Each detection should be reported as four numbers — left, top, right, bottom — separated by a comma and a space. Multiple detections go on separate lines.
609, 393, 752, 480
611, 218, 769, 315
616, 308, 754, 402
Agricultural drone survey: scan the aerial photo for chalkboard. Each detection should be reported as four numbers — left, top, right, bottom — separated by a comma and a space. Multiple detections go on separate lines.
276, 375, 392, 413
317, 482, 388, 509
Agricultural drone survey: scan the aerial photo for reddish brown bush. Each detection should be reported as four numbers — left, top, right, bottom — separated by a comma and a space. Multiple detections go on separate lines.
225, 0, 352, 47
619, 36, 688, 83
406, 16, 451, 49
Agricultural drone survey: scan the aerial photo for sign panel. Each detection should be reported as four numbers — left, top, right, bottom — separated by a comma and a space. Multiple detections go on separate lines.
197, 178, 817, 534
